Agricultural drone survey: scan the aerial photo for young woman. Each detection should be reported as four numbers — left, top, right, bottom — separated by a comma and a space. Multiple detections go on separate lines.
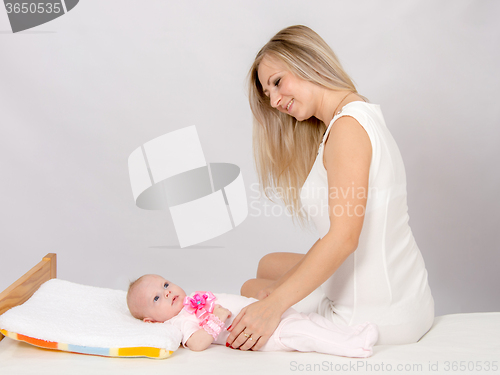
226, 25, 434, 350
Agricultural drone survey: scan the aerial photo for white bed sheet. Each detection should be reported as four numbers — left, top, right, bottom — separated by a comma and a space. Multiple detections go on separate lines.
1, 313, 499, 375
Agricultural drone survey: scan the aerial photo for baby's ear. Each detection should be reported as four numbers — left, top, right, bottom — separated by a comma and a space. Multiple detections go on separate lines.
143, 317, 155, 323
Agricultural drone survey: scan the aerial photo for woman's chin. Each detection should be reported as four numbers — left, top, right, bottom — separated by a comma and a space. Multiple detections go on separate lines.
292, 114, 310, 122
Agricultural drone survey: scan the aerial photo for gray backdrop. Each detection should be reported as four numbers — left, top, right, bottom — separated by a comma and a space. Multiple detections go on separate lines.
1, 0, 499, 316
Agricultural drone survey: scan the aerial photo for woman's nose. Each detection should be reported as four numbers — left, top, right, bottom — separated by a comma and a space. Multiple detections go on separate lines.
270, 92, 281, 108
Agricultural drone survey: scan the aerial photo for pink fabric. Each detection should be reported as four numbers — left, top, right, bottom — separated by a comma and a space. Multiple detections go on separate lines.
169, 292, 378, 357
276, 311, 378, 357
183, 291, 216, 320
200, 314, 225, 340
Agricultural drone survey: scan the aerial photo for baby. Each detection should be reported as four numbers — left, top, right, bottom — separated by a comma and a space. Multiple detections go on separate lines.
127, 274, 378, 357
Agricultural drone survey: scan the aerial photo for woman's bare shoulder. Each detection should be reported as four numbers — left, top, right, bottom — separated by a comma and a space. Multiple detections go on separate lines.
323, 114, 372, 171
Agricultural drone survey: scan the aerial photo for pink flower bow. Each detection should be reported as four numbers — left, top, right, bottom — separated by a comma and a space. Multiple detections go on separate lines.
183, 291, 216, 320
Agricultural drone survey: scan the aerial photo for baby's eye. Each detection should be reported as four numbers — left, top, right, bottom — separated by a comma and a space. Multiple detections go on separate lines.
163, 282, 169, 289
154, 296, 159, 302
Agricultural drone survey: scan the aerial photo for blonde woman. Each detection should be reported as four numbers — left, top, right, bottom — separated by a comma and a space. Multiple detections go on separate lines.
226, 25, 434, 350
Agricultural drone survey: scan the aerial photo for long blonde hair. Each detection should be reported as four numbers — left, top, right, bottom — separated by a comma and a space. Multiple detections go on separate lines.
249, 25, 361, 227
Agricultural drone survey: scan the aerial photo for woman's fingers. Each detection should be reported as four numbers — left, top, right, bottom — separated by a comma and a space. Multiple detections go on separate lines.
230, 329, 253, 349
250, 334, 270, 351
226, 299, 281, 350
226, 314, 260, 349
237, 332, 261, 351
231, 330, 270, 351
226, 307, 246, 346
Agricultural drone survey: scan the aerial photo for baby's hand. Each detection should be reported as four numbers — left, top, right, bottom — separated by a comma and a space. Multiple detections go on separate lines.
213, 304, 232, 322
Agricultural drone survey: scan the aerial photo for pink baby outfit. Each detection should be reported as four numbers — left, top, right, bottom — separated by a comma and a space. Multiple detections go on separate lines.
168, 292, 378, 357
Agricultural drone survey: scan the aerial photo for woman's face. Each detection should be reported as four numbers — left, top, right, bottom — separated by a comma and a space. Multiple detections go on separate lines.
257, 55, 320, 122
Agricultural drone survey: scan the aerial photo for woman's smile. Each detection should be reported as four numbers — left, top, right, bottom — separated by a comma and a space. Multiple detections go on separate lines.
258, 56, 325, 122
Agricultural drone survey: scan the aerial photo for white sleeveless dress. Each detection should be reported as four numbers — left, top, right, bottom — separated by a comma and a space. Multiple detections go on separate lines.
299, 101, 434, 345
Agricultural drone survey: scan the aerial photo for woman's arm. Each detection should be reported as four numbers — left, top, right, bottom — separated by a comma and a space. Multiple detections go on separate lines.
264, 115, 372, 310
254, 239, 322, 300
269, 239, 318, 288
185, 305, 232, 351
227, 116, 372, 350
254, 247, 310, 300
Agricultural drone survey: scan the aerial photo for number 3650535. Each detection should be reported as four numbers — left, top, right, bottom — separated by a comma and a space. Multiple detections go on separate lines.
5, 3, 62, 14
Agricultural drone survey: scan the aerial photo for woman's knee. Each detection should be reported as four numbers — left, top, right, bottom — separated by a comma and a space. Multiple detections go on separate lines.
240, 278, 261, 298
256, 252, 304, 279
240, 279, 252, 297
256, 253, 281, 279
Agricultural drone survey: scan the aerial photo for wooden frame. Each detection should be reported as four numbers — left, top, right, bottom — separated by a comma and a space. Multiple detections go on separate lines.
0, 253, 57, 342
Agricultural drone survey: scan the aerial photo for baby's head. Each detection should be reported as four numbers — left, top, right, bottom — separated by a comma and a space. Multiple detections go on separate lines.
127, 274, 187, 323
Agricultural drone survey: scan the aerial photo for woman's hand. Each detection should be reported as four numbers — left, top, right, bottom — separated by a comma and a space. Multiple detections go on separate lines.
254, 283, 276, 300
226, 298, 283, 351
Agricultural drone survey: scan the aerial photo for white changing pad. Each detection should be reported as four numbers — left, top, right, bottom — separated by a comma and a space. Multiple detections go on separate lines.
1, 312, 499, 375
0, 279, 182, 358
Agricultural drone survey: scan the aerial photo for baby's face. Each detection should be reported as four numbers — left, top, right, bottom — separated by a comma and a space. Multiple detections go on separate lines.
131, 275, 187, 322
